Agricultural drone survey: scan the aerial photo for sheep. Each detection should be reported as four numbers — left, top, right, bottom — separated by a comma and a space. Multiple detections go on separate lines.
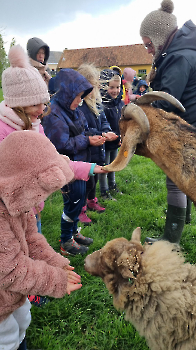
84, 226, 196, 350
103, 91, 196, 206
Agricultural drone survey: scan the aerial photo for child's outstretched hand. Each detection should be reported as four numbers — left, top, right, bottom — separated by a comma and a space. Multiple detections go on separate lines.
93, 165, 110, 173
102, 132, 118, 141
63, 265, 82, 294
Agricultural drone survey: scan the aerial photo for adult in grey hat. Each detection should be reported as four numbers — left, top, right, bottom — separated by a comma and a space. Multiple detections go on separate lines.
140, 0, 196, 245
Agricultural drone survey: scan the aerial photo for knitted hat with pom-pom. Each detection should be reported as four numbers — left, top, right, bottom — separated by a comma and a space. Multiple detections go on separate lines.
2, 45, 50, 108
140, 0, 178, 59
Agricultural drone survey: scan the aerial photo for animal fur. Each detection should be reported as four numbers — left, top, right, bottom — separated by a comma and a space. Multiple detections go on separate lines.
84, 227, 196, 350
103, 91, 196, 206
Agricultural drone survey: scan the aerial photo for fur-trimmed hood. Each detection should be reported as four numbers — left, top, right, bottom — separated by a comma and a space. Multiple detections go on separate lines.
0, 130, 74, 216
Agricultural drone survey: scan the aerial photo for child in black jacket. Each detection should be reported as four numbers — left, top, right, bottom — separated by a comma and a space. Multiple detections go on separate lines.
99, 69, 124, 199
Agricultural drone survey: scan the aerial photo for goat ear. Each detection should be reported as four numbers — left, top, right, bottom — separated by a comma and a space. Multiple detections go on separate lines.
131, 227, 141, 242
116, 251, 136, 279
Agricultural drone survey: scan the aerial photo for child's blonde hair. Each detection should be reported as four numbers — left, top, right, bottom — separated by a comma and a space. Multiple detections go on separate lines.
77, 63, 101, 116
12, 107, 32, 130
12, 104, 51, 130
109, 74, 121, 84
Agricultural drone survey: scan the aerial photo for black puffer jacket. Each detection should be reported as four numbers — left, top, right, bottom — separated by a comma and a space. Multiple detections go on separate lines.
151, 20, 196, 126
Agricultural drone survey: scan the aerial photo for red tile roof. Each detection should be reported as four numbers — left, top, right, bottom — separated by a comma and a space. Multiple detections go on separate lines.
58, 44, 153, 69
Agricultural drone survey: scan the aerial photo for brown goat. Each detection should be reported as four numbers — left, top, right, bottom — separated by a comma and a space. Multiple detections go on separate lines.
103, 91, 196, 205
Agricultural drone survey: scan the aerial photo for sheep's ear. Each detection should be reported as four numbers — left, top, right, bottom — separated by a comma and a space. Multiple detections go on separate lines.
116, 251, 136, 279
131, 227, 141, 242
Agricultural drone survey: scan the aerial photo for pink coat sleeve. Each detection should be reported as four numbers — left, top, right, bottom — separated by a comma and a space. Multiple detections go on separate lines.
0, 211, 71, 299
69, 160, 91, 181
128, 87, 137, 102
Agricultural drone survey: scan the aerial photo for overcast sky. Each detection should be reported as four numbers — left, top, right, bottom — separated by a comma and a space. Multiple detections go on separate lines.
1, 0, 195, 54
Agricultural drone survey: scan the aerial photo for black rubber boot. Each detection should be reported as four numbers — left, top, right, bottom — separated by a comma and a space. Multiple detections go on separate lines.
145, 204, 186, 244
186, 197, 192, 224
18, 337, 27, 350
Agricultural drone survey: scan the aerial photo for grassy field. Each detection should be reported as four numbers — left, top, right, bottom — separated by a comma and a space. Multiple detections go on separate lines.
26, 155, 196, 350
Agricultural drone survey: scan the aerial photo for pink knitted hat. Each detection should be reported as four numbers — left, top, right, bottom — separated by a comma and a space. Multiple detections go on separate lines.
2, 45, 50, 108
123, 68, 136, 82
0, 131, 74, 216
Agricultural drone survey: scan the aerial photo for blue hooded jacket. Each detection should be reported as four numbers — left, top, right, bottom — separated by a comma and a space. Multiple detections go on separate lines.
134, 80, 148, 96
42, 69, 93, 161
151, 20, 196, 126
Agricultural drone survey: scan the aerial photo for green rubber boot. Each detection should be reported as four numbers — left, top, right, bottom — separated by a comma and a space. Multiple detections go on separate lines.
186, 197, 192, 224
145, 204, 186, 244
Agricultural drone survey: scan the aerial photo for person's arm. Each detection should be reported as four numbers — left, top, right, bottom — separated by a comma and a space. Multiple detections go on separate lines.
69, 160, 109, 181
0, 212, 81, 298
128, 87, 138, 101
43, 111, 90, 156
99, 109, 112, 132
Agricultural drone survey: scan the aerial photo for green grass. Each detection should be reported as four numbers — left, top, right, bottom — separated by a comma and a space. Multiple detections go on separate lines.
26, 155, 196, 349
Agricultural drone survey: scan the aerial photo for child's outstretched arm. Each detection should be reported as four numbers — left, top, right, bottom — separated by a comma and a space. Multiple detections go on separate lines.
69, 160, 109, 181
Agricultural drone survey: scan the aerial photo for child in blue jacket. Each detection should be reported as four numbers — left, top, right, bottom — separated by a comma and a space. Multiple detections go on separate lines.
42, 69, 105, 256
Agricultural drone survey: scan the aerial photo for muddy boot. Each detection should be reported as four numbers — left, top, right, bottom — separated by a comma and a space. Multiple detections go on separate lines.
60, 237, 89, 256
73, 227, 93, 246
146, 205, 186, 244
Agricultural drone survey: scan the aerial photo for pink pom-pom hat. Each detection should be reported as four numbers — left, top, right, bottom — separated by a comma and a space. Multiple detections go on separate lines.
2, 45, 49, 108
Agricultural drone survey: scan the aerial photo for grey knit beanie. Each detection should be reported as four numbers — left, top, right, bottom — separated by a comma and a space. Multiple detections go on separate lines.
140, 0, 177, 59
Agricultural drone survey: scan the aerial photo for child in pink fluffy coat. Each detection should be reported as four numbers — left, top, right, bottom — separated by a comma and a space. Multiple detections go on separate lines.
0, 130, 107, 350
0, 44, 51, 235
0, 44, 53, 309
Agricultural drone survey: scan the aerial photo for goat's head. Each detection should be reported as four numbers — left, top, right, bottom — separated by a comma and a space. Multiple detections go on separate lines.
103, 91, 185, 171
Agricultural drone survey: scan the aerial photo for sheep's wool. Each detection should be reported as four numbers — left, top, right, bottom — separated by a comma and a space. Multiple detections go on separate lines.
140, 0, 177, 59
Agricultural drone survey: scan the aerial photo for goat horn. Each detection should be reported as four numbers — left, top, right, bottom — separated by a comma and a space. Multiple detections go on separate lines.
136, 91, 185, 113
103, 104, 150, 172
103, 124, 139, 171
122, 103, 150, 136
